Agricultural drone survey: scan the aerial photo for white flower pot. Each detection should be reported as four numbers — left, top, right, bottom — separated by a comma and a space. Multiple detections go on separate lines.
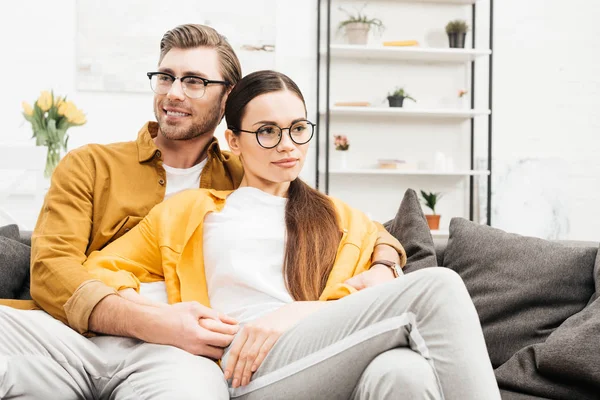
344, 23, 370, 45
335, 151, 349, 169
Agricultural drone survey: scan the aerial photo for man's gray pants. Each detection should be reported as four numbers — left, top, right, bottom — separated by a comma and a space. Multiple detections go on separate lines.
228, 268, 501, 400
0, 268, 500, 399
0, 306, 229, 399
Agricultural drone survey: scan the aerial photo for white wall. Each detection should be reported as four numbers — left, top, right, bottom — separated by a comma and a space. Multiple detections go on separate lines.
492, 0, 600, 240
0, 0, 317, 228
2, 0, 600, 240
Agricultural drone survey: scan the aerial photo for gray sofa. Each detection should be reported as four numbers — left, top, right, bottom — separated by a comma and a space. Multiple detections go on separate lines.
2, 225, 599, 399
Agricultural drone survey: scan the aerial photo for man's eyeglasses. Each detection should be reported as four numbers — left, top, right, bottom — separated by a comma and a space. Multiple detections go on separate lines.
146, 72, 230, 99
229, 120, 316, 149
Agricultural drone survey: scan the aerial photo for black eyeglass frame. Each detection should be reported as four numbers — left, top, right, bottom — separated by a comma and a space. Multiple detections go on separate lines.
228, 120, 317, 149
146, 72, 230, 98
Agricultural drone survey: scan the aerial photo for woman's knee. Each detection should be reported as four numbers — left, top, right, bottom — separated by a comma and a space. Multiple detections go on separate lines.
415, 267, 470, 299
355, 349, 441, 399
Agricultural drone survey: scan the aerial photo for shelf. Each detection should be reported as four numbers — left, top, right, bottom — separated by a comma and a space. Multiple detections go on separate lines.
392, 0, 477, 4
329, 45, 491, 63
431, 230, 450, 237
326, 106, 490, 119
328, 169, 490, 176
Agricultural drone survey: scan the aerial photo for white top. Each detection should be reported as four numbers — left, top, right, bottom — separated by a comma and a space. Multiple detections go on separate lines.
162, 158, 207, 200
203, 187, 293, 325
138, 159, 206, 302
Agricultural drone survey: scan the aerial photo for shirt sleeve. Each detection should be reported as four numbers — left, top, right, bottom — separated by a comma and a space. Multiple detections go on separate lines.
30, 150, 117, 333
373, 222, 407, 267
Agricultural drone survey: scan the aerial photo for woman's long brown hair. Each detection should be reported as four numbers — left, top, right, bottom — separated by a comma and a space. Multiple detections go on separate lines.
225, 70, 340, 300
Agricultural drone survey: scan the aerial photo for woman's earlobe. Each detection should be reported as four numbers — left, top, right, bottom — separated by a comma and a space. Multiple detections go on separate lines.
225, 129, 242, 156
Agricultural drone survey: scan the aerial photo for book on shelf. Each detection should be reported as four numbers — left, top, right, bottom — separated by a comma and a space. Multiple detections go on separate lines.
382, 40, 419, 47
333, 101, 370, 107
377, 159, 414, 170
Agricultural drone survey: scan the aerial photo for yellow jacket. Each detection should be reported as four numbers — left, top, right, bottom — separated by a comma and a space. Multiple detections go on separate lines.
0, 122, 243, 331
0, 122, 403, 335
83, 189, 406, 307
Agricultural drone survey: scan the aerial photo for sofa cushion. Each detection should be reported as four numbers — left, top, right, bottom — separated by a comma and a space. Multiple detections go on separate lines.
443, 218, 596, 368
384, 189, 437, 273
0, 236, 31, 299
0, 224, 20, 241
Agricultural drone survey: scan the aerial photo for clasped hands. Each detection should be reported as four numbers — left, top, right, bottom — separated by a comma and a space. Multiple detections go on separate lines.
140, 266, 395, 388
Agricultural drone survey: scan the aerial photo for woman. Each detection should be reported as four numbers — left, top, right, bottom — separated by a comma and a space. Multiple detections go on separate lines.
84, 70, 500, 399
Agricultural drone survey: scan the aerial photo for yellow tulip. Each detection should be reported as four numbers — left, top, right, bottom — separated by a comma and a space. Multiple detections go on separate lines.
60, 101, 86, 125
57, 101, 68, 116
37, 91, 53, 112
22, 101, 34, 116
54, 96, 64, 107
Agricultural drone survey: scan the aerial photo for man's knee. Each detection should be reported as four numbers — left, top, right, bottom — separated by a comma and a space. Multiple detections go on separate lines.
123, 344, 229, 400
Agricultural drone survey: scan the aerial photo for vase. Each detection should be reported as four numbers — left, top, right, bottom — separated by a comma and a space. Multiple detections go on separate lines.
344, 23, 370, 45
448, 32, 467, 49
336, 151, 348, 169
43, 145, 62, 178
387, 96, 405, 108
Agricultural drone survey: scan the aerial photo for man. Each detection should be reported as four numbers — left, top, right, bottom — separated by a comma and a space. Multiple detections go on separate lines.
0, 24, 402, 399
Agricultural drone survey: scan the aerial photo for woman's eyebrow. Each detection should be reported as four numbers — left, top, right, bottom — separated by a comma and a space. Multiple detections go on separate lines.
252, 118, 307, 127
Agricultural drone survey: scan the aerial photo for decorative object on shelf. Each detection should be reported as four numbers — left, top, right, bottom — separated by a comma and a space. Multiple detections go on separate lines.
334, 101, 370, 107
382, 40, 419, 47
387, 87, 416, 108
420, 190, 443, 230
457, 88, 469, 108
445, 19, 469, 49
377, 159, 408, 169
22, 91, 86, 178
338, 6, 384, 45
333, 135, 350, 169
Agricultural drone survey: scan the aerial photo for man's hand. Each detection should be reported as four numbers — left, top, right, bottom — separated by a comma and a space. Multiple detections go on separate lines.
344, 264, 398, 291
152, 302, 239, 359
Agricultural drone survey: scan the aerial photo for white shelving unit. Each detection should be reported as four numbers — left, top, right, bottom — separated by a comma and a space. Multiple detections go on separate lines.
329, 44, 490, 63
329, 169, 490, 176
316, 0, 493, 227
327, 106, 490, 120
394, 0, 477, 4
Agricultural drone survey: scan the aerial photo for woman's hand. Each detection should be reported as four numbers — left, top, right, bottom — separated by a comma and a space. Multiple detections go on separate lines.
224, 301, 328, 388
344, 264, 398, 290
224, 320, 283, 388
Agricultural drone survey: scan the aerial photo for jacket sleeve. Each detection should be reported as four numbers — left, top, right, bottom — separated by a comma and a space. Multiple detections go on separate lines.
31, 150, 117, 333
83, 211, 164, 293
373, 222, 407, 267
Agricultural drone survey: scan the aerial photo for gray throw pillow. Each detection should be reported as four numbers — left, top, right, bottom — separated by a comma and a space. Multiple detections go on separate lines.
536, 288, 600, 391
443, 218, 596, 368
495, 344, 598, 400
0, 224, 20, 241
0, 236, 31, 299
384, 189, 437, 273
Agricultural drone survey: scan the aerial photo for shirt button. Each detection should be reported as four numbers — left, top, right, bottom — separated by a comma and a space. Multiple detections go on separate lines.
159, 179, 165, 186
125, 228, 130, 232
155, 150, 161, 158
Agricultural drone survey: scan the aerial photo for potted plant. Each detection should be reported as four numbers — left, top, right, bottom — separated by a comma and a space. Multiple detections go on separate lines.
338, 7, 384, 45
387, 87, 416, 108
445, 19, 469, 49
420, 190, 443, 230
333, 135, 350, 169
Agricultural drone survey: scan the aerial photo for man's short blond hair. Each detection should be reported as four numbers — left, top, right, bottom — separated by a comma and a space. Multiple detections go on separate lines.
159, 24, 242, 86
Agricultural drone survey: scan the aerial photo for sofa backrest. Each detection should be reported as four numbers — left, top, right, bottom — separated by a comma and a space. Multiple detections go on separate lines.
20, 230, 32, 247
434, 237, 599, 267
